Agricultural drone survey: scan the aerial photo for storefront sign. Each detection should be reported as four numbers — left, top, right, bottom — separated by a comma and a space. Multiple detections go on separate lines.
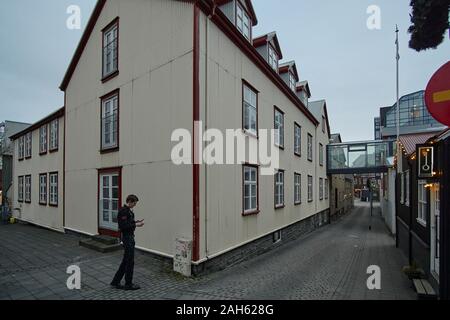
417, 145, 434, 178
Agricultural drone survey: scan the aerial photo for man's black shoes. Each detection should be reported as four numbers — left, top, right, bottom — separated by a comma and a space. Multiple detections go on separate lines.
123, 284, 141, 291
110, 282, 124, 289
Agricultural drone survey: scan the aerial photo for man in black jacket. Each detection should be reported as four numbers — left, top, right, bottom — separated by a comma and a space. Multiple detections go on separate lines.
110, 194, 144, 290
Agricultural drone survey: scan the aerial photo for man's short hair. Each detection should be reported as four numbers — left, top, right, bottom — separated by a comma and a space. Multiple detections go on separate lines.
126, 194, 139, 203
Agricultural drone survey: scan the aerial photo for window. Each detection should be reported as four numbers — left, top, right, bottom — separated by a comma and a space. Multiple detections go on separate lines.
18, 176, 24, 202
417, 180, 427, 226
273, 230, 281, 243
49, 119, 59, 151
39, 174, 47, 205
294, 173, 301, 205
25, 175, 31, 203
325, 179, 329, 199
236, 3, 251, 41
274, 107, 284, 148
322, 116, 326, 133
307, 133, 313, 161
102, 19, 119, 78
319, 143, 324, 166
18, 136, 24, 160
308, 175, 313, 202
405, 171, 410, 207
243, 82, 258, 136
243, 165, 258, 214
319, 178, 324, 200
39, 125, 48, 154
400, 172, 404, 204
294, 123, 301, 156
101, 92, 119, 151
49, 173, 58, 206
289, 72, 296, 92
99, 171, 120, 230
268, 45, 278, 71
25, 132, 32, 158
275, 170, 285, 208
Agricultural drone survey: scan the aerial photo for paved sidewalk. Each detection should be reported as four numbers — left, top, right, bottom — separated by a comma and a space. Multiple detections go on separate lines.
0, 201, 417, 300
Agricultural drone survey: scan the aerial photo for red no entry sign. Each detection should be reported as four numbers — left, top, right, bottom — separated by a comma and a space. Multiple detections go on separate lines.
425, 61, 450, 126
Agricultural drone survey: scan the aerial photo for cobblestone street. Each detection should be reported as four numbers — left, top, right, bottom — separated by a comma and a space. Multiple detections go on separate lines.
0, 201, 416, 300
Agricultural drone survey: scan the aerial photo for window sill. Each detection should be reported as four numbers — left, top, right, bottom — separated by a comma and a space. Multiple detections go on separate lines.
242, 210, 259, 217
25, 200, 31, 204
102, 70, 119, 83
49, 203, 58, 208
18, 158, 24, 162
39, 202, 47, 206
308, 158, 313, 162
39, 151, 48, 156
294, 152, 301, 158
275, 205, 285, 210
100, 147, 119, 154
294, 202, 301, 206
308, 200, 313, 203
416, 218, 427, 227
49, 148, 59, 153
242, 129, 258, 139
275, 144, 285, 150
25, 156, 32, 160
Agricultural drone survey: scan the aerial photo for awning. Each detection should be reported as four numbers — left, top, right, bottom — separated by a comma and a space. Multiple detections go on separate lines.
399, 132, 439, 156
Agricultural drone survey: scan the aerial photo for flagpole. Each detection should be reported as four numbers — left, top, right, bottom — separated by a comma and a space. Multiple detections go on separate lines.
396, 25, 400, 142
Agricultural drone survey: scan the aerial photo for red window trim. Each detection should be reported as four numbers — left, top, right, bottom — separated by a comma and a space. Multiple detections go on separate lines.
97, 167, 122, 238
24, 133, 32, 159
100, 89, 120, 153
48, 172, 59, 207
294, 122, 301, 157
24, 175, 32, 203
39, 125, 48, 155
274, 169, 285, 209
242, 163, 260, 216
242, 79, 259, 139
18, 175, 24, 203
101, 17, 120, 83
274, 106, 285, 150
49, 119, 59, 153
294, 172, 302, 206
307, 175, 313, 203
39, 173, 48, 206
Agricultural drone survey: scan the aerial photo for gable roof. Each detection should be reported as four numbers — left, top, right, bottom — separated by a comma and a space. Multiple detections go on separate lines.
296, 80, 311, 98
10, 107, 65, 140
308, 99, 331, 139
279, 61, 299, 81
216, 0, 258, 26
253, 31, 283, 59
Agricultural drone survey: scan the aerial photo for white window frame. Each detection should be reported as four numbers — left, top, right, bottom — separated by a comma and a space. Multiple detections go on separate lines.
39, 174, 47, 205
275, 170, 285, 208
289, 72, 296, 92
25, 132, 32, 158
268, 45, 278, 71
102, 22, 118, 77
99, 172, 120, 230
25, 175, 31, 203
325, 179, 329, 199
49, 173, 58, 206
294, 173, 301, 205
49, 119, 59, 151
18, 176, 24, 202
307, 134, 313, 161
101, 93, 119, 150
243, 165, 258, 214
294, 123, 301, 156
308, 175, 313, 202
243, 83, 258, 136
274, 108, 284, 148
417, 180, 427, 226
319, 178, 324, 200
236, 2, 251, 41
39, 125, 48, 154
18, 136, 24, 160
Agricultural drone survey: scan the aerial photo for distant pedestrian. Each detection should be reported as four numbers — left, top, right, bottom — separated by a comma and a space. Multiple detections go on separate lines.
110, 194, 144, 290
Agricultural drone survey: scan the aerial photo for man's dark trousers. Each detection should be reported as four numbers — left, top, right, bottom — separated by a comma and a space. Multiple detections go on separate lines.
112, 234, 135, 285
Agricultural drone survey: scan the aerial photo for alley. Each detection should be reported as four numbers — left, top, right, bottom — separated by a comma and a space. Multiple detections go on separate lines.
0, 201, 416, 300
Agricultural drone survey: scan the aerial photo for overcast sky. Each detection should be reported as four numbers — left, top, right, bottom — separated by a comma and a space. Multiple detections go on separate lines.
1, 0, 449, 141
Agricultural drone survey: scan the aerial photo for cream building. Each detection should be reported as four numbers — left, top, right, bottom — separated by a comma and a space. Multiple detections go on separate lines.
10, 108, 65, 232
13, 0, 331, 273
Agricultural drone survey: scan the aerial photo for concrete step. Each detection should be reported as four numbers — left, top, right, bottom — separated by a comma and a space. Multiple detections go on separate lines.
79, 238, 122, 253
91, 234, 119, 245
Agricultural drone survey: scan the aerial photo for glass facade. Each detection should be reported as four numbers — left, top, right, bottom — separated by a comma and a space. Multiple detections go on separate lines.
384, 91, 441, 128
374, 117, 381, 140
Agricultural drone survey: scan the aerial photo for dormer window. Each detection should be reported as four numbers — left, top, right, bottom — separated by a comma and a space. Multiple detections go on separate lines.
289, 72, 296, 92
236, 2, 251, 41
268, 45, 278, 71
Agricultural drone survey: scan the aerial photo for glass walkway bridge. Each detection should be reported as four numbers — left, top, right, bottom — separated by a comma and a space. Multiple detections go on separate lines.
327, 139, 396, 175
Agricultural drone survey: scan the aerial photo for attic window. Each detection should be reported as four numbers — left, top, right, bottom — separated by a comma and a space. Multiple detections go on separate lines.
289, 72, 296, 92
236, 2, 251, 41
102, 19, 119, 80
268, 45, 278, 71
